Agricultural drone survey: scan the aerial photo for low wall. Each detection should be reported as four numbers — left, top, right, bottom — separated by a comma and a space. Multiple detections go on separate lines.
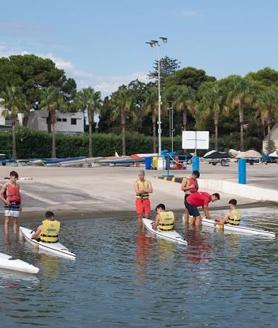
159, 176, 278, 203
198, 179, 278, 203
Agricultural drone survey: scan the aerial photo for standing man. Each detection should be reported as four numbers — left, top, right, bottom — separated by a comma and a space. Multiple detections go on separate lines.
181, 170, 200, 224
134, 170, 153, 220
0, 171, 21, 234
185, 192, 220, 226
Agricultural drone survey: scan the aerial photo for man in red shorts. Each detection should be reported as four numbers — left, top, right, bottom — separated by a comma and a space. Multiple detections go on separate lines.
185, 192, 220, 226
134, 170, 153, 219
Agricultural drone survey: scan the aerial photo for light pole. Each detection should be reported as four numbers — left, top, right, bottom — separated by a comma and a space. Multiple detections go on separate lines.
168, 102, 174, 152
146, 37, 168, 155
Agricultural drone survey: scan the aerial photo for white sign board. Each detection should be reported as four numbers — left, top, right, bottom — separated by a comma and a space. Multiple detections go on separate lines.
182, 131, 209, 150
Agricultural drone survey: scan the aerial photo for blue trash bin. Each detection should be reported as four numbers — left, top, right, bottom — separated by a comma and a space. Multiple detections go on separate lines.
144, 157, 152, 170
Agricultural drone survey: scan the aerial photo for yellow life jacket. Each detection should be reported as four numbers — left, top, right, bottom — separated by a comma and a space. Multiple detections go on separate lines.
227, 209, 241, 226
158, 211, 175, 231
136, 180, 150, 199
40, 219, 61, 243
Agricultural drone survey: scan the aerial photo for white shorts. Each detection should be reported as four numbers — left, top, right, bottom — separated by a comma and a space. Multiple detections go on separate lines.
4, 209, 20, 218
4, 203, 21, 218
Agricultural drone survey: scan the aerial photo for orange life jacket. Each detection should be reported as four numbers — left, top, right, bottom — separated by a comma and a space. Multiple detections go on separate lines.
6, 183, 21, 204
185, 177, 198, 194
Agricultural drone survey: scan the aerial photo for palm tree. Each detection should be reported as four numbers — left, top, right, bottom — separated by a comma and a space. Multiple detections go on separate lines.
0, 86, 28, 159
256, 85, 278, 151
198, 81, 224, 150
142, 86, 158, 152
168, 85, 195, 131
76, 88, 102, 157
110, 86, 135, 156
40, 86, 65, 158
226, 76, 256, 151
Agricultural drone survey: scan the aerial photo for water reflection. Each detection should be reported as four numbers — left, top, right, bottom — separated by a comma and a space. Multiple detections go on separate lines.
38, 254, 60, 279
184, 225, 211, 264
0, 209, 277, 327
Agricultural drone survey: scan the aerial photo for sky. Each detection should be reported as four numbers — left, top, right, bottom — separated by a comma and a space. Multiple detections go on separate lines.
0, 0, 278, 95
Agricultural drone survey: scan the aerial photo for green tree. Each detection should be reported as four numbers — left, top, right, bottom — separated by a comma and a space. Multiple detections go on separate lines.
148, 56, 180, 83
110, 86, 135, 155
170, 85, 196, 132
0, 54, 77, 124
226, 76, 257, 151
40, 86, 66, 158
256, 85, 278, 150
76, 87, 102, 157
197, 81, 224, 150
142, 86, 158, 152
246, 67, 278, 87
0, 86, 28, 158
165, 67, 216, 91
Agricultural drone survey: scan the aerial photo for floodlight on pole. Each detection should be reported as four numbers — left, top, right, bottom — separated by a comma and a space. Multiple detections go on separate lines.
146, 37, 168, 155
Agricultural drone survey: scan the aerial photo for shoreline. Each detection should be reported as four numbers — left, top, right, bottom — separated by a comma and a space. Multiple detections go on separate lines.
12, 200, 277, 223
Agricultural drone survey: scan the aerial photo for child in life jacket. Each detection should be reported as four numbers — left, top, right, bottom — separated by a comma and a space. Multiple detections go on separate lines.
0, 171, 21, 234
215, 199, 241, 226
152, 204, 175, 231
32, 211, 61, 243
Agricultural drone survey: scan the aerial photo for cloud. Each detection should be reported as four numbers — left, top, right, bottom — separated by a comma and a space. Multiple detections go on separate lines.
0, 44, 148, 96
43, 53, 149, 95
178, 10, 199, 17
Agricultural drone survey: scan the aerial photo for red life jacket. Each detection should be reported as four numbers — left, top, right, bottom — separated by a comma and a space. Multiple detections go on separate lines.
185, 177, 198, 194
6, 183, 21, 204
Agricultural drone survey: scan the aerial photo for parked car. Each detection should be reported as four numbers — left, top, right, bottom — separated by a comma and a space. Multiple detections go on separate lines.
0, 154, 17, 166
0, 154, 8, 166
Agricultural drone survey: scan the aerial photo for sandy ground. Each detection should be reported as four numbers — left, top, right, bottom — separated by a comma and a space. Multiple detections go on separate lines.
0, 163, 276, 221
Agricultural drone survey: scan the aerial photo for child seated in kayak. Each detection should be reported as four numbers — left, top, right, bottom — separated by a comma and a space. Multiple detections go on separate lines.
215, 199, 241, 226
31, 211, 61, 243
152, 204, 175, 231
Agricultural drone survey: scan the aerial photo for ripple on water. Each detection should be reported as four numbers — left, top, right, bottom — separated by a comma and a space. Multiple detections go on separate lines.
0, 207, 277, 327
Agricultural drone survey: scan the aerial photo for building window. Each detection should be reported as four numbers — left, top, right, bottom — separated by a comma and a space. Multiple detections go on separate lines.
71, 118, 77, 125
57, 118, 67, 122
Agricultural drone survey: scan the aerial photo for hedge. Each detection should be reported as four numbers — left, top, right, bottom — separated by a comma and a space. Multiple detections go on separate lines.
0, 127, 182, 159
0, 127, 261, 159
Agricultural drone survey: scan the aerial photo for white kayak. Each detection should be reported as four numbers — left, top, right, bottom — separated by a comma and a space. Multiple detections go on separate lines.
202, 218, 276, 238
143, 218, 187, 246
20, 227, 76, 260
0, 252, 39, 274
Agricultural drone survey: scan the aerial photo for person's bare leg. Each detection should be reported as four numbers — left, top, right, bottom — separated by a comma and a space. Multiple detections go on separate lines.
4, 216, 10, 235
195, 216, 202, 226
183, 209, 189, 224
13, 217, 19, 234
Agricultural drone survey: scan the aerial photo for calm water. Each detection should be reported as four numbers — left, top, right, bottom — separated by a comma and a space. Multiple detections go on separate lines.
0, 208, 278, 328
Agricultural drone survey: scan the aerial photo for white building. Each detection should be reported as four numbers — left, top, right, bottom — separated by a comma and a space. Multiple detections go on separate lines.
27, 110, 85, 133
0, 106, 85, 133
0, 106, 12, 127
